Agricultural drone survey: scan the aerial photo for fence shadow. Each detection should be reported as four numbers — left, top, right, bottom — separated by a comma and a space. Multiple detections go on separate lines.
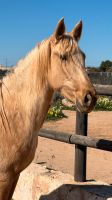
39, 183, 112, 200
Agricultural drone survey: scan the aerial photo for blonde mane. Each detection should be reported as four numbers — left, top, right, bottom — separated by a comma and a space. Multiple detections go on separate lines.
0, 38, 53, 137
1, 38, 51, 85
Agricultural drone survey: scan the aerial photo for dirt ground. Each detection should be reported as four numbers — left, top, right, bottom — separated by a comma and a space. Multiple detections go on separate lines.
34, 111, 112, 184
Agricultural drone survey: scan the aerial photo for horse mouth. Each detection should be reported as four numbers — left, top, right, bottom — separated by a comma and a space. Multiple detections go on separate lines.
76, 97, 97, 113
60, 86, 97, 113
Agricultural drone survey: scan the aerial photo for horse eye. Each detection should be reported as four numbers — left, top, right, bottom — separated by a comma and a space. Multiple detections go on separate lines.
60, 54, 67, 61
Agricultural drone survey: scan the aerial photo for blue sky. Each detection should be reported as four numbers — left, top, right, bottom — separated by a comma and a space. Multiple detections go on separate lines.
0, 0, 112, 67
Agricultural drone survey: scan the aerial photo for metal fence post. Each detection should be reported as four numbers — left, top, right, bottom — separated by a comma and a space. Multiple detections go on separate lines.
75, 111, 88, 182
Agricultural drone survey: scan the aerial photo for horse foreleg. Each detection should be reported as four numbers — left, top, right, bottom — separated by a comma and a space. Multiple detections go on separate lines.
0, 174, 19, 200
8, 174, 20, 200
0, 179, 11, 200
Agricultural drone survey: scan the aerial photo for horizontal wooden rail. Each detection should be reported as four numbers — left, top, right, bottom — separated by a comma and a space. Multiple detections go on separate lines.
39, 129, 112, 152
94, 84, 112, 96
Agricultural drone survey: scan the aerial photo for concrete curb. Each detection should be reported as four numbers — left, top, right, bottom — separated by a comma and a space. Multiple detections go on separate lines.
13, 163, 112, 200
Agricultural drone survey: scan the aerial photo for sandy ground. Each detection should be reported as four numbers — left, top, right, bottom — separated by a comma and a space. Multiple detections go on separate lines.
34, 111, 112, 184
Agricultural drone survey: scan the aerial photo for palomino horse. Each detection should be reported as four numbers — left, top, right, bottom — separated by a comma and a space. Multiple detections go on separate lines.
0, 18, 96, 199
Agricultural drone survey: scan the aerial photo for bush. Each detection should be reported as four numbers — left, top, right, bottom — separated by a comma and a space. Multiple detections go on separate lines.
46, 101, 66, 120
94, 96, 112, 111
46, 97, 112, 121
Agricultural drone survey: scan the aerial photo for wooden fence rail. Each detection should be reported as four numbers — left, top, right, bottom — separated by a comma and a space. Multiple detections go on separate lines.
39, 128, 112, 151
39, 122, 112, 182
95, 84, 112, 96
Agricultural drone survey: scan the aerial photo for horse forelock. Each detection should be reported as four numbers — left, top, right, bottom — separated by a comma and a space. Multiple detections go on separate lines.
54, 34, 77, 56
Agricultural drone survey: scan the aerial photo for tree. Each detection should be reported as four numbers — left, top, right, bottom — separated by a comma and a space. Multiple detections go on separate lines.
99, 60, 112, 72
86, 66, 100, 72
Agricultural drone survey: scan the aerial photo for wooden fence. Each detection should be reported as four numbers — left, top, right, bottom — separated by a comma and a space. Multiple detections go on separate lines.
39, 84, 112, 182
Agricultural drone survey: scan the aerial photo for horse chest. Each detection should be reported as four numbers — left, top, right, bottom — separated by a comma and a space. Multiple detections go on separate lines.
14, 133, 38, 173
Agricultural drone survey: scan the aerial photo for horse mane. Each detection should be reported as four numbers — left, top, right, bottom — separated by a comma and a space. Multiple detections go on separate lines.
0, 34, 74, 83
0, 38, 52, 135
1, 38, 51, 90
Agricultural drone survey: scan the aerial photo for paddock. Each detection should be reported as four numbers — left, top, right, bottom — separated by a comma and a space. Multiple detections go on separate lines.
13, 110, 112, 199
37, 110, 112, 183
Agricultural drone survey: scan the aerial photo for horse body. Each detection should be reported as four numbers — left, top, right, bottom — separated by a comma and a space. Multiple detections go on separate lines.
0, 46, 54, 199
0, 46, 53, 171
0, 18, 96, 199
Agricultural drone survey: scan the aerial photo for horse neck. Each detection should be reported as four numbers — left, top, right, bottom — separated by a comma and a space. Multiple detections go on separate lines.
3, 42, 53, 131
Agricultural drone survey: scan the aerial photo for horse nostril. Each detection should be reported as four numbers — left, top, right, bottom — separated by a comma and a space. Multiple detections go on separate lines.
84, 93, 92, 107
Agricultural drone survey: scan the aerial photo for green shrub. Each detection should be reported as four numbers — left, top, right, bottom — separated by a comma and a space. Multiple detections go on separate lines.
46, 101, 66, 120
94, 96, 112, 111
46, 97, 112, 121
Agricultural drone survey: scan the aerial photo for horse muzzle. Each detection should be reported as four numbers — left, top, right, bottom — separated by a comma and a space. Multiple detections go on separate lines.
76, 92, 97, 113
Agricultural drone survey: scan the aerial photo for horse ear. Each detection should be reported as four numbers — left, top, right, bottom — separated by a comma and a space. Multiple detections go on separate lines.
54, 18, 65, 40
71, 20, 82, 42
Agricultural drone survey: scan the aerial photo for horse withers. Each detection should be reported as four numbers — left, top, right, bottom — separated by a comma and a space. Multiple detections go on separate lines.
0, 18, 96, 199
